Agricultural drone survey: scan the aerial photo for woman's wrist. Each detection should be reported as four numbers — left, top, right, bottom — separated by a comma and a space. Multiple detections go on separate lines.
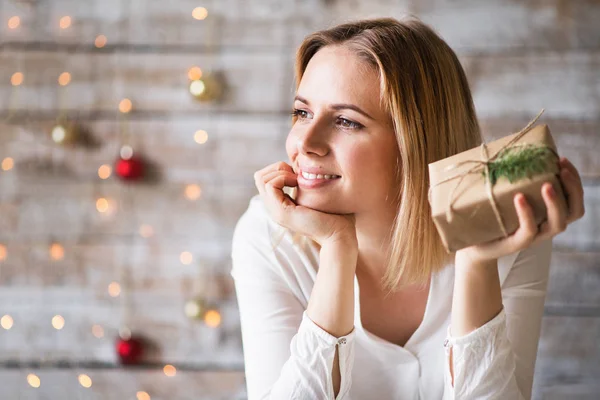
320, 237, 358, 259
322, 231, 358, 254
455, 248, 497, 272
319, 234, 358, 276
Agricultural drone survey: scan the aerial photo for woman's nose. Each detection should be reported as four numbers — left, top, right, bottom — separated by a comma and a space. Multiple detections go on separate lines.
297, 124, 329, 157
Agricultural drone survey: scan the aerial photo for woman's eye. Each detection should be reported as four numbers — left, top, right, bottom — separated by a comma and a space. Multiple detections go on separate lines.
291, 109, 309, 119
290, 109, 362, 130
337, 117, 363, 130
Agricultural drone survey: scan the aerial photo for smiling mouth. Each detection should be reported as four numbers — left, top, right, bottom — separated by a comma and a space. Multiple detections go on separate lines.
300, 170, 341, 180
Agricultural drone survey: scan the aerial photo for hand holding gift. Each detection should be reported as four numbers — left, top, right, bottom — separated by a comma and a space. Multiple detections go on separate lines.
428, 110, 585, 264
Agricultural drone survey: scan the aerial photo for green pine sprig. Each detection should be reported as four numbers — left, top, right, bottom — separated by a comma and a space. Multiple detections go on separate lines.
483, 144, 555, 186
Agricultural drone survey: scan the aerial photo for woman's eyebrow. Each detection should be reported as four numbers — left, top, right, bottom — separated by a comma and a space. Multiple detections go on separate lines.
294, 95, 375, 121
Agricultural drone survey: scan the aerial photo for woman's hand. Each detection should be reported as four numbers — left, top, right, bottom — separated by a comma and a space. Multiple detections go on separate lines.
456, 156, 585, 265
254, 161, 357, 247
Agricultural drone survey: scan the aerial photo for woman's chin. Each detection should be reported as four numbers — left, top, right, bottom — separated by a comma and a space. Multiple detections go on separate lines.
295, 191, 343, 214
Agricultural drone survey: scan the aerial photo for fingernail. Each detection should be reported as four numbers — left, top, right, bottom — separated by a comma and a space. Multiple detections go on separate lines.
547, 184, 555, 197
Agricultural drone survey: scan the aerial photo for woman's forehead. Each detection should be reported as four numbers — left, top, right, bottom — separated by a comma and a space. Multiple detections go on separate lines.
298, 47, 383, 115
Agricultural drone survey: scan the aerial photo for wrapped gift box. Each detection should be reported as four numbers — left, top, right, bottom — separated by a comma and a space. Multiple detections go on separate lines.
428, 122, 568, 253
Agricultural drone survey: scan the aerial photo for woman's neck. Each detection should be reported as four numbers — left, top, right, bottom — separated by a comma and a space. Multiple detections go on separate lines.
354, 207, 397, 286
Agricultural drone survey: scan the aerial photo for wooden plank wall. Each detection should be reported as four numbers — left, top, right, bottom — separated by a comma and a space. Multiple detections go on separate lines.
0, 0, 598, 398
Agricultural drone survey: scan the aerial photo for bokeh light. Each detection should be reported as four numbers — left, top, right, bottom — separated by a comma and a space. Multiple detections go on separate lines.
192, 7, 208, 20
52, 315, 65, 330
59, 16, 72, 29
11, 72, 23, 86
1, 315, 14, 330
1, 158, 14, 171
194, 130, 208, 144
95, 35, 107, 48
180, 251, 193, 265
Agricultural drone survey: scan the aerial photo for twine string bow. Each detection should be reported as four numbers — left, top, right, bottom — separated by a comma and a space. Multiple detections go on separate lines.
429, 109, 556, 239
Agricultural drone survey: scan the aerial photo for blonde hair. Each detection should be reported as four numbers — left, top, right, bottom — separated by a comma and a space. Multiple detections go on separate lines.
274, 15, 482, 297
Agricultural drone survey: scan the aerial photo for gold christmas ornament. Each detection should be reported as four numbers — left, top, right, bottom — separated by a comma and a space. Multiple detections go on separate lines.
189, 72, 222, 102
51, 120, 79, 145
184, 298, 208, 320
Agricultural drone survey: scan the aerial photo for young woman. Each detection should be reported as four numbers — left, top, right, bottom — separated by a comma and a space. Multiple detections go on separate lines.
230, 16, 585, 400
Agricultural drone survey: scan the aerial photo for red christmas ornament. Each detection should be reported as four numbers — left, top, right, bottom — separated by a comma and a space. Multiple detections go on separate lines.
114, 145, 145, 181
115, 156, 144, 181
116, 335, 145, 365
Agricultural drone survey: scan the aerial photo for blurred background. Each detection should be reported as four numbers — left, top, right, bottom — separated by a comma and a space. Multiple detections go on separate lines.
0, 0, 598, 399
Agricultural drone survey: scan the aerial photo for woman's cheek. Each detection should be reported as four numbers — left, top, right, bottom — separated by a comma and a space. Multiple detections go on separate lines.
341, 145, 370, 179
285, 132, 298, 162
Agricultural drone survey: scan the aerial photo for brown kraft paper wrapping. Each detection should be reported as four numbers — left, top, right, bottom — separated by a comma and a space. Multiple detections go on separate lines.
428, 123, 569, 253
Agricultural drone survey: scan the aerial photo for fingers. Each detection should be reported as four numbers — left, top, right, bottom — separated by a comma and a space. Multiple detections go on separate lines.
262, 170, 297, 189
254, 161, 294, 182
254, 161, 296, 196
254, 162, 298, 226
508, 193, 538, 250
559, 157, 583, 189
535, 182, 567, 244
558, 159, 585, 223
264, 172, 298, 209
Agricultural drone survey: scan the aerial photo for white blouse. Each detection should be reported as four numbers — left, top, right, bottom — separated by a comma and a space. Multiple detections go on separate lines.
230, 194, 552, 400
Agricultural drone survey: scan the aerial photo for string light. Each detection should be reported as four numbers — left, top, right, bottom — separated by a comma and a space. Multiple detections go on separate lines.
94, 35, 107, 48
8, 16, 20, 29
98, 164, 112, 179
204, 309, 221, 328
78, 374, 92, 388
27, 374, 40, 388
51, 125, 67, 144
184, 300, 204, 319
1, 315, 13, 330
1, 1, 224, 391
180, 251, 193, 265
137, 391, 151, 400
1, 158, 14, 171
4, 4, 223, 383
188, 66, 202, 81
52, 315, 65, 330
58, 72, 71, 86
92, 324, 104, 338
119, 98, 132, 113
193, 130, 208, 144
189, 80, 206, 97
49, 243, 65, 261
96, 198, 109, 213
11, 72, 23, 86
108, 282, 121, 297
120, 145, 133, 160
119, 326, 131, 341
59, 16, 72, 29
192, 7, 208, 20
139, 224, 154, 238
184, 184, 202, 201
163, 365, 176, 377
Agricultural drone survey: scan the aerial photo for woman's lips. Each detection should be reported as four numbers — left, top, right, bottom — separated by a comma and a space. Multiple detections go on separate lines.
297, 172, 341, 189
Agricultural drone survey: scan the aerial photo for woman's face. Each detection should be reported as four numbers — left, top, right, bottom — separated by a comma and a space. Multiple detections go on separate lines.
286, 45, 400, 215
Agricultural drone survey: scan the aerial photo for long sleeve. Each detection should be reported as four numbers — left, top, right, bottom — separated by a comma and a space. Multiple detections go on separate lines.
230, 200, 356, 400
442, 238, 553, 399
